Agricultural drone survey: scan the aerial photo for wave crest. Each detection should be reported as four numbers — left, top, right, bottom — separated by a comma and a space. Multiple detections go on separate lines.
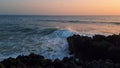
0, 28, 76, 61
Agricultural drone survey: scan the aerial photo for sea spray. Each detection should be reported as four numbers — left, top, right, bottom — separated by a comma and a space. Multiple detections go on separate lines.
0, 28, 76, 61
0, 15, 120, 61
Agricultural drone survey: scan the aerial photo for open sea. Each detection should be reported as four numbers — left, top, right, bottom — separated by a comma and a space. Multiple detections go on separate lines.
0, 15, 120, 61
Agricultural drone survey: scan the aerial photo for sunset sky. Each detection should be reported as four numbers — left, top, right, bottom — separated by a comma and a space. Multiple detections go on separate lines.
0, 0, 120, 15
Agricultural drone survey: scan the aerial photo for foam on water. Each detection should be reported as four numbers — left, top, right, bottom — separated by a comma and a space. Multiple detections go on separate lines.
0, 15, 120, 61
38, 30, 76, 60
0, 26, 118, 61
0, 28, 76, 61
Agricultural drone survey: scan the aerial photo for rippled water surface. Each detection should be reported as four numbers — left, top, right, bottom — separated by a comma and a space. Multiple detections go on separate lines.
0, 15, 120, 61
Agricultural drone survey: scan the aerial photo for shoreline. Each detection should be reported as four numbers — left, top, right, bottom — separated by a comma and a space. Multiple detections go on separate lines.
0, 34, 120, 68
1, 53, 120, 68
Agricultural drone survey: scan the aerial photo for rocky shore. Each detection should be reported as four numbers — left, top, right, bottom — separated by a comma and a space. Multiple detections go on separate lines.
0, 34, 120, 68
67, 34, 120, 62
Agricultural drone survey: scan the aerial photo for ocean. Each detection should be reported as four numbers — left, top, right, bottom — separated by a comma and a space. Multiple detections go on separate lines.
0, 15, 120, 61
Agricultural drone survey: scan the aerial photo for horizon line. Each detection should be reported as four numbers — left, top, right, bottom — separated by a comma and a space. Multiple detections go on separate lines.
1, 14, 120, 16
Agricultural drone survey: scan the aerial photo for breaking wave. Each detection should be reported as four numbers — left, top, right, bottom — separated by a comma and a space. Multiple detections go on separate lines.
0, 27, 76, 61
0, 15, 120, 61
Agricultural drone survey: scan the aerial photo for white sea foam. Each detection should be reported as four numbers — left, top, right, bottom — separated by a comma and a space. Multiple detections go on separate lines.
0, 27, 116, 61
0, 29, 76, 61
0, 15, 120, 61
38, 30, 76, 60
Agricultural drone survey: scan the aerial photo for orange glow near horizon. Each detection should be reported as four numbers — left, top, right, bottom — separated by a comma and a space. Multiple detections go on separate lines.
1, 0, 120, 15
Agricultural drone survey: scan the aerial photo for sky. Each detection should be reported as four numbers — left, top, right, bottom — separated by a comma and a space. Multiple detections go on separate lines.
0, 0, 120, 15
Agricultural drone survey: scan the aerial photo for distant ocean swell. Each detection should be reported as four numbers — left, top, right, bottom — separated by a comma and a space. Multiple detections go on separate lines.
34, 19, 120, 25
0, 16, 120, 25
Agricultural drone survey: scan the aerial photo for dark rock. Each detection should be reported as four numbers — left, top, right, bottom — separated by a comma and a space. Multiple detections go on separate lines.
67, 34, 120, 62
0, 63, 5, 68
1, 34, 120, 68
1, 53, 120, 68
53, 59, 65, 68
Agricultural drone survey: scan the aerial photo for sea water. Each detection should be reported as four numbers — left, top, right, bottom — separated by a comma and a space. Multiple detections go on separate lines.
0, 15, 120, 61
